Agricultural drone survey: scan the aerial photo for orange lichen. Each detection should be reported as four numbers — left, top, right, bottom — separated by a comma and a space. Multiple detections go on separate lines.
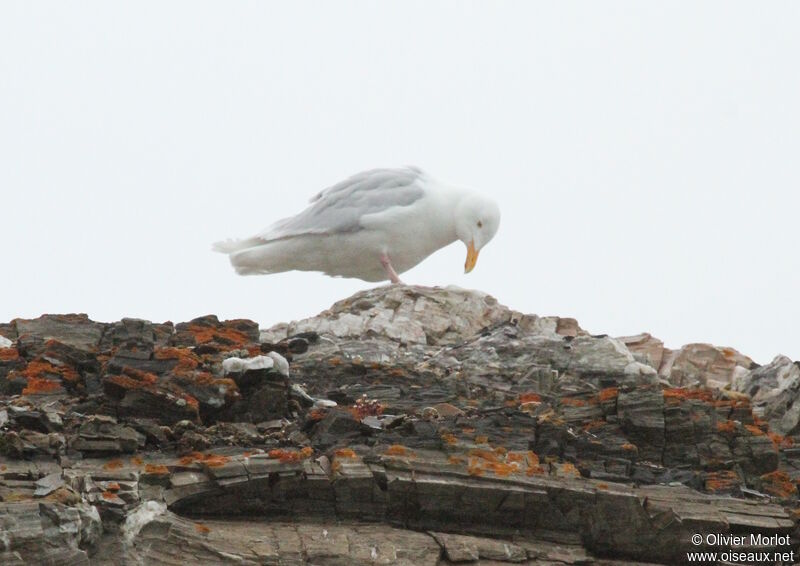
441, 433, 458, 445
469, 449, 500, 463
621, 443, 637, 451
704, 470, 739, 492
202, 454, 230, 467
474, 435, 489, 444
106, 482, 120, 492
194, 523, 211, 534
558, 462, 581, 477
712, 396, 751, 410
597, 387, 619, 402
328, 357, 342, 366
308, 409, 328, 421
154, 347, 200, 374
526, 464, 546, 476
385, 444, 411, 456
502, 450, 543, 475
461, 427, 475, 434
526, 451, 540, 465
127, 367, 159, 381
448, 456, 465, 465
22, 377, 62, 394
769, 432, 793, 448
506, 452, 525, 464
519, 392, 542, 403
106, 367, 158, 391
268, 447, 313, 462
760, 471, 797, 498
181, 393, 199, 408
463, 447, 529, 477
745, 424, 765, 436
144, 464, 169, 475
334, 448, 357, 459
493, 446, 507, 456
487, 462, 518, 476
267, 448, 292, 462
716, 420, 736, 433
596, 483, 609, 489
0, 347, 19, 361
663, 388, 714, 404
178, 452, 230, 467
560, 397, 588, 407
186, 324, 249, 348
179, 453, 200, 466
467, 464, 485, 477
101, 491, 117, 500
104, 459, 124, 470
130, 456, 144, 466
106, 375, 148, 391
583, 419, 607, 432
23, 359, 79, 381
331, 461, 342, 472
192, 372, 220, 385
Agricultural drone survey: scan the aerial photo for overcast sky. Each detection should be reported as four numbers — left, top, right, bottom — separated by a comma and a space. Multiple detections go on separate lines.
1, 2, 798, 364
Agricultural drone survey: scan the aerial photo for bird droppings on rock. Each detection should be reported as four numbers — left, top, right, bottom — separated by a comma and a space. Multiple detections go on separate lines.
1, 286, 799, 563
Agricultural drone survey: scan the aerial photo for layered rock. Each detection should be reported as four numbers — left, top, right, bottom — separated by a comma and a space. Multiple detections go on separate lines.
619, 333, 755, 388
0, 286, 798, 565
734, 355, 800, 435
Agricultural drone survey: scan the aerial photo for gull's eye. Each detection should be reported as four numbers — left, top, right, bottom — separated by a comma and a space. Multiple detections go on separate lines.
477, 221, 483, 228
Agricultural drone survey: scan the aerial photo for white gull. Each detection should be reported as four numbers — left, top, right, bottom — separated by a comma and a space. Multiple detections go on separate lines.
213, 167, 500, 283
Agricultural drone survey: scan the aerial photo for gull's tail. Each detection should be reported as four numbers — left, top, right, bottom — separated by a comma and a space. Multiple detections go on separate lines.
211, 237, 264, 255
213, 237, 293, 276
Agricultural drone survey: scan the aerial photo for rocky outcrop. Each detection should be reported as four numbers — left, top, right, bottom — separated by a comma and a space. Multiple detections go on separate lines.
0, 285, 798, 564
734, 355, 800, 435
619, 333, 755, 389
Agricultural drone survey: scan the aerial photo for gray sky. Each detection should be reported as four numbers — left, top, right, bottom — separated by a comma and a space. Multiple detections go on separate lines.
2, 2, 798, 364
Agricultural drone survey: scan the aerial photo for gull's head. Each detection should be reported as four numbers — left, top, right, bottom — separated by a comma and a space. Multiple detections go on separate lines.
454, 193, 501, 273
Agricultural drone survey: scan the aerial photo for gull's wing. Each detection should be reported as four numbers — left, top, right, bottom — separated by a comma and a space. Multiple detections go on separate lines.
257, 166, 425, 241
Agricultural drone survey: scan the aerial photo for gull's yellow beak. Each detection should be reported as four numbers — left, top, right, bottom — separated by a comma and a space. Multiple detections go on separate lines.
464, 240, 479, 273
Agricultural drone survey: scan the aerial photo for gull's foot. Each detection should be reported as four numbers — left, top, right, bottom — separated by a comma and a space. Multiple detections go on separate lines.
380, 254, 403, 284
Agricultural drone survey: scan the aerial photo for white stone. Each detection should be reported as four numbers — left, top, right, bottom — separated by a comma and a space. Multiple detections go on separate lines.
624, 361, 658, 377
266, 352, 290, 376
222, 355, 275, 375
122, 500, 167, 545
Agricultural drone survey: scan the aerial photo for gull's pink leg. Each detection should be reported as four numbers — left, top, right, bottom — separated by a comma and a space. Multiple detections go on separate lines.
380, 253, 402, 284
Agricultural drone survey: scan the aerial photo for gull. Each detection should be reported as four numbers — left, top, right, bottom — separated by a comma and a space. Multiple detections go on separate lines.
213, 166, 500, 283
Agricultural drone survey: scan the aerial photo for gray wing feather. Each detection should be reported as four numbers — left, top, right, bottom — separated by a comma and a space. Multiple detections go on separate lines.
258, 167, 424, 240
